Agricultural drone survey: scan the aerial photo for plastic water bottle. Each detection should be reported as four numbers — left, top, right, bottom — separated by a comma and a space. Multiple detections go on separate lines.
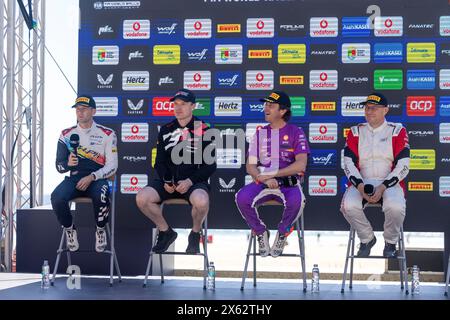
311, 264, 320, 293
411, 265, 420, 295
41, 260, 50, 290
207, 261, 215, 291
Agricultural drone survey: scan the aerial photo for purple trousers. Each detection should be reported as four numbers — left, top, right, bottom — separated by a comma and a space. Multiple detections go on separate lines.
235, 182, 306, 236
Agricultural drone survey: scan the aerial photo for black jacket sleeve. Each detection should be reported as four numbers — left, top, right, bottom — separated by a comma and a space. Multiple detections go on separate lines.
154, 129, 172, 181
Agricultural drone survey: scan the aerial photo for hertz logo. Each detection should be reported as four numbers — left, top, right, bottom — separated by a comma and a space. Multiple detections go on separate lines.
408, 182, 433, 191
311, 102, 336, 111
280, 76, 304, 85
248, 50, 272, 58
217, 24, 241, 33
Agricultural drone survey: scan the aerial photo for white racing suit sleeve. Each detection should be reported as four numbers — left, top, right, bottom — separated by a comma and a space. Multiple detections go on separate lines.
343, 126, 364, 188
382, 125, 410, 188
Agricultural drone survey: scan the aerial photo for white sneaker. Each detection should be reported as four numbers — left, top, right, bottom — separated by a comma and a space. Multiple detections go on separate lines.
95, 227, 107, 253
256, 230, 270, 257
64, 226, 79, 252
270, 232, 287, 257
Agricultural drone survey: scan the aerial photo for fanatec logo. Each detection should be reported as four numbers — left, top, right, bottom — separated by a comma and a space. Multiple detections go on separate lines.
311, 50, 336, 55
128, 50, 143, 60
98, 25, 113, 35
157, 23, 177, 35
159, 76, 174, 86
408, 24, 434, 29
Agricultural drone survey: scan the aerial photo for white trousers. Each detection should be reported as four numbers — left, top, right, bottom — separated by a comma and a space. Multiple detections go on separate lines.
340, 181, 406, 244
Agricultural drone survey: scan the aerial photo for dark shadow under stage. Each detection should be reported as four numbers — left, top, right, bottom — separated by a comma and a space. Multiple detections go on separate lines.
0, 276, 447, 300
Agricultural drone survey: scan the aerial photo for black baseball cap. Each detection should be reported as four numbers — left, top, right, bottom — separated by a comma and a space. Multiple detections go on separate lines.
170, 88, 196, 103
71, 94, 96, 109
361, 92, 388, 107
260, 91, 291, 109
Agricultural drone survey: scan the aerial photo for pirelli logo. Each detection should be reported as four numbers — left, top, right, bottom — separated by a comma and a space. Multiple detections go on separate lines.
343, 128, 351, 138
408, 182, 433, 191
367, 95, 381, 102
217, 24, 241, 33
280, 75, 304, 85
269, 92, 280, 100
76, 97, 90, 104
248, 50, 272, 59
311, 102, 336, 111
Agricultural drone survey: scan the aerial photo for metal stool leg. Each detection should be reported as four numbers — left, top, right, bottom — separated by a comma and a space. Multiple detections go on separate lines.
445, 255, 450, 296
159, 253, 164, 283
341, 227, 354, 293
202, 216, 209, 290
399, 227, 409, 295
143, 228, 158, 287
253, 233, 257, 287
51, 228, 66, 285
349, 229, 356, 289
296, 218, 307, 292
240, 232, 253, 290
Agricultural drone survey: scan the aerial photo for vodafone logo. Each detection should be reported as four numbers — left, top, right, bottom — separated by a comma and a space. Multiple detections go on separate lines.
121, 123, 148, 142
194, 21, 202, 30
121, 174, 147, 194
152, 97, 175, 116
319, 178, 327, 187
385, 19, 393, 28
320, 72, 328, 81
133, 22, 141, 31
407, 96, 436, 116
257, 20, 265, 29
320, 19, 328, 29
194, 73, 202, 82
123, 20, 150, 39
309, 123, 337, 143
319, 125, 328, 134
256, 73, 264, 82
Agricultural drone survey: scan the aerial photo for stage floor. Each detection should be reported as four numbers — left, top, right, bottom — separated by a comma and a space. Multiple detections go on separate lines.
0, 273, 447, 300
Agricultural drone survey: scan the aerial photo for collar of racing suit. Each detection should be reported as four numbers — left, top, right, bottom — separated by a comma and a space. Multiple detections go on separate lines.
367, 120, 387, 133
77, 121, 96, 133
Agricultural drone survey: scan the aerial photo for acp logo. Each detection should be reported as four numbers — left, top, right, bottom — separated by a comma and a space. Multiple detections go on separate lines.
152, 97, 174, 116
406, 96, 436, 116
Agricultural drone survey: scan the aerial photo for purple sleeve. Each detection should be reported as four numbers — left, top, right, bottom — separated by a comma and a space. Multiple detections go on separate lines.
293, 127, 310, 155
247, 130, 258, 159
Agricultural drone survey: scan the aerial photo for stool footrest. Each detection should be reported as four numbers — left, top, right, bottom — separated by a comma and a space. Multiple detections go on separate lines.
349, 255, 406, 260
150, 251, 206, 256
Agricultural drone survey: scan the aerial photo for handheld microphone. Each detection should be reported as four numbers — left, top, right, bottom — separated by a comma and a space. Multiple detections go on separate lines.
364, 184, 375, 196
69, 134, 80, 156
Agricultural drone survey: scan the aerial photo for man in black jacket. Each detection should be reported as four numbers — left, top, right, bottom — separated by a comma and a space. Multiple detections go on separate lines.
136, 89, 216, 254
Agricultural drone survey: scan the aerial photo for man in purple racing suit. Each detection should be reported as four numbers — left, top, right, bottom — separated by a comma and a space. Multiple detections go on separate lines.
235, 91, 309, 257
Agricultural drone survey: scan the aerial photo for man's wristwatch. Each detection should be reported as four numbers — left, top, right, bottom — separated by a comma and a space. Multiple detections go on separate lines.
91, 173, 96, 181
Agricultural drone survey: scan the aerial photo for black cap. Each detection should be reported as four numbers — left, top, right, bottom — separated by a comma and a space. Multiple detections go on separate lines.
170, 88, 196, 103
71, 94, 96, 109
260, 91, 291, 109
361, 92, 388, 107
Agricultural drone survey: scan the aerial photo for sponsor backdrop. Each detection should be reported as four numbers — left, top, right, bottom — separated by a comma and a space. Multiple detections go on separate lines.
79, 0, 450, 235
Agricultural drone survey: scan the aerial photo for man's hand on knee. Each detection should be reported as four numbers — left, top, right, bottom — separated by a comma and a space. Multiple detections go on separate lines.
76, 174, 95, 191
164, 183, 176, 194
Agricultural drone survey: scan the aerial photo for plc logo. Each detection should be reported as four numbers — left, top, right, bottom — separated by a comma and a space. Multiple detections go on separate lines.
406, 96, 436, 116
152, 97, 174, 116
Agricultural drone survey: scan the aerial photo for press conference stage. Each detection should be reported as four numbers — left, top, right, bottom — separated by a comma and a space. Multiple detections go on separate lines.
0, 274, 447, 300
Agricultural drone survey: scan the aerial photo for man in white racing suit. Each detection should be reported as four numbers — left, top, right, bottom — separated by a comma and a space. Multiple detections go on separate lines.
51, 95, 118, 253
341, 92, 410, 258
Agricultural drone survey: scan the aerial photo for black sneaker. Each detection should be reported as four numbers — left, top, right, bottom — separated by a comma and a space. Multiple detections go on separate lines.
186, 230, 201, 254
356, 236, 377, 257
383, 242, 398, 258
152, 228, 178, 253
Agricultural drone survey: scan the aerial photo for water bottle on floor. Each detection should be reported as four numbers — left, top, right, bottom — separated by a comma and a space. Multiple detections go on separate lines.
41, 260, 50, 290
207, 261, 215, 291
411, 265, 420, 295
311, 264, 320, 293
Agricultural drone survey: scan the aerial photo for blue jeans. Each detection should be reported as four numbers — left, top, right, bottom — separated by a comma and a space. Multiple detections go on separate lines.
51, 176, 110, 228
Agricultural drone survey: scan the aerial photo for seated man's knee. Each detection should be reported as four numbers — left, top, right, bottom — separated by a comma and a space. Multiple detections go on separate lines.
50, 190, 66, 206
191, 191, 209, 210
341, 198, 361, 216
136, 188, 157, 210
235, 188, 251, 207
383, 201, 405, 216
